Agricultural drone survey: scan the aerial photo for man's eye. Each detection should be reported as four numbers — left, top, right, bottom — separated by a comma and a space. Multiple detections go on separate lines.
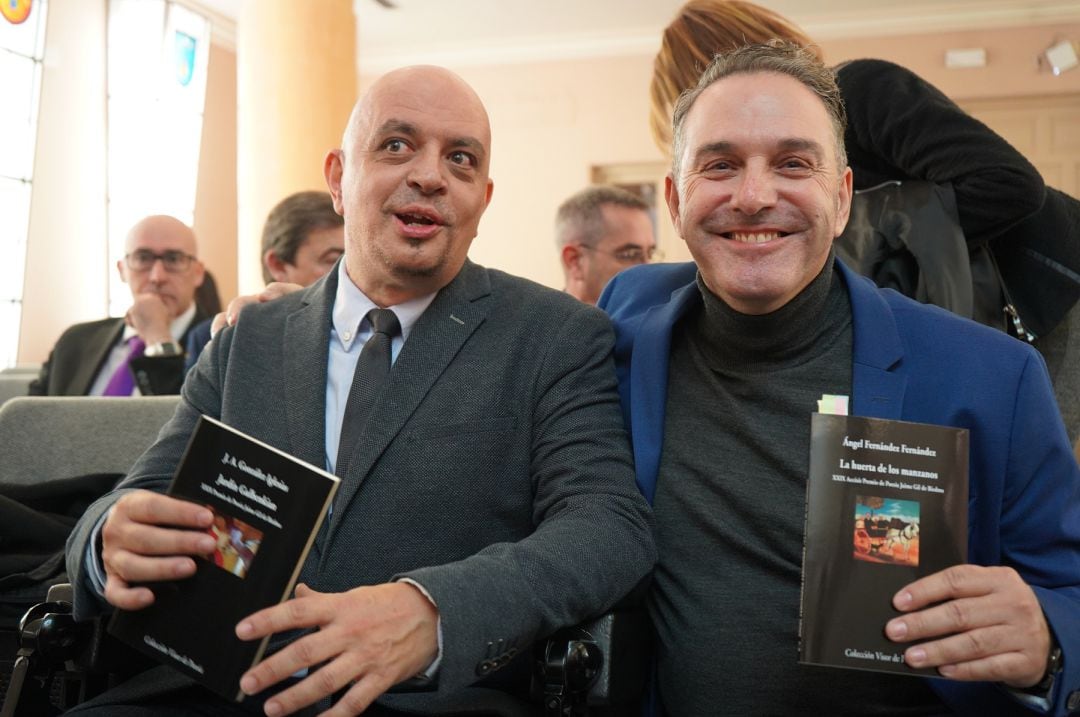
449, 151, 475, 167
384, 139, 406, 152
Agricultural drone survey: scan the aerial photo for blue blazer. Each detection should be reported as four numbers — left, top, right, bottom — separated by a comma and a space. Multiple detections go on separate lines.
600, 259, 1080, 715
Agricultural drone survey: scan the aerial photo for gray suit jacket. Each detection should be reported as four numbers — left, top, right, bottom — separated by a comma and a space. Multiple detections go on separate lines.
65, 260, 655, 712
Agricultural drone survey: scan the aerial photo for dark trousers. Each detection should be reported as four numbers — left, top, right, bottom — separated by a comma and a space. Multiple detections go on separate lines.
61, 664, 528, 716
66, 686, 411, 717
63, 674, 314, 716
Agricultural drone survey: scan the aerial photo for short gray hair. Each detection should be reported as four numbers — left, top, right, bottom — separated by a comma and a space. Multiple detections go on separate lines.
671, 40, 847, 179
555, 185, 649, 248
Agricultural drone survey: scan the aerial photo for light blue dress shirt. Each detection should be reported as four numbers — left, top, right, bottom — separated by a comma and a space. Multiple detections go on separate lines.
325, 261, 435, 474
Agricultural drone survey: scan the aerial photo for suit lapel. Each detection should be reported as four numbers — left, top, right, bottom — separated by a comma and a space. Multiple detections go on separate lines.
633, 281, 700, 504
324, 261, 490, 545
283, 276, 334, 468
78, 320, 125, 395
840, 261, 907, 420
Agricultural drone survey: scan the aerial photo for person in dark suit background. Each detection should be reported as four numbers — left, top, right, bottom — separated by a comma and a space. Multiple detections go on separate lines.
555, 185, 659, 305
184, 191, 345, 369
65, 65, 654, 716
29, 215, 209, 397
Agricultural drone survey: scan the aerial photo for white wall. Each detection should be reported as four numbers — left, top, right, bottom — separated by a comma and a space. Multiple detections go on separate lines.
19, 0, 109, 365
360, 22, 1080, 292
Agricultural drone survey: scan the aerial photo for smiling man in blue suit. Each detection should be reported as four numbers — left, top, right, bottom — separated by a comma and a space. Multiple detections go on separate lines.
600, 42, 1080, 716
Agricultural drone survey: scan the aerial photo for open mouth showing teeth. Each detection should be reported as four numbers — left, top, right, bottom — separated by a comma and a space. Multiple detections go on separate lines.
724, 231, 787, 244
398, 213, 438, 226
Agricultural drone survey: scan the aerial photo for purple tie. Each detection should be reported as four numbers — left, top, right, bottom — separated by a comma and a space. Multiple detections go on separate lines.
102, 336, 147, 396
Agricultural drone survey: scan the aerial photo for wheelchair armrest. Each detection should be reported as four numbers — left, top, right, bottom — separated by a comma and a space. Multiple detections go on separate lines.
388, 602, 653, 716
0, 582, 153, 716
22, 583, 133, 675
1, 582, 89, 716
43, 583, 73, 605
531, 606, 652, 716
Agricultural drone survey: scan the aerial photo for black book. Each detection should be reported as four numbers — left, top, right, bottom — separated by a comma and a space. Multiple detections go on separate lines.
799, 413, 968, 676
108, 415, 339, 701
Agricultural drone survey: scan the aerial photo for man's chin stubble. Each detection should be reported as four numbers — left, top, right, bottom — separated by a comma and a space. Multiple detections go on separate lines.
388, 255, 443, 279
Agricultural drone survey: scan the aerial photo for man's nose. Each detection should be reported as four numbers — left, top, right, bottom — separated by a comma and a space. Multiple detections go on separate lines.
407, 149, 449, 195
730, 165, 777, 215
148, 257, 169, 282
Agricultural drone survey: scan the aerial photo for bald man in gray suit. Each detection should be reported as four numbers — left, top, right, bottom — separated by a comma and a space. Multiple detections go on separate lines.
65, 66, 654, 716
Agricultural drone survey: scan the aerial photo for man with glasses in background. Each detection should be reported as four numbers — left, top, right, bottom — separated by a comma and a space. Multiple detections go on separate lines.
30, 215, 208, 396
556, 185, 661, 305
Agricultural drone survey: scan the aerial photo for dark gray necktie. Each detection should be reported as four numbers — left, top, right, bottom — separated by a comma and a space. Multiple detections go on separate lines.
335, 308, 401, 478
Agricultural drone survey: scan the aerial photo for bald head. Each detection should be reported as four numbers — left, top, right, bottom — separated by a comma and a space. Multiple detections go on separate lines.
119, 215, 204, 318
125, 215, 197, 255
324, 64, 494, 306
343, 66, 491, 156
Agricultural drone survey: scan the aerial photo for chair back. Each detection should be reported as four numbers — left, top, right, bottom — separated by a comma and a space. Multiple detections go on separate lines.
0, 373, 35, 407
0, 396, 180, 485
0, 366, 40, 375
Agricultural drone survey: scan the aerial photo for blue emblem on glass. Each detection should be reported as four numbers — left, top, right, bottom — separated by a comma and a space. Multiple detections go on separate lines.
174, 30, 197, 87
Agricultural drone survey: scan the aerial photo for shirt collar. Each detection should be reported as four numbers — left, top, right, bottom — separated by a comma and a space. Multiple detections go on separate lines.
121, 302, 197, 343
331, 260, 437, 351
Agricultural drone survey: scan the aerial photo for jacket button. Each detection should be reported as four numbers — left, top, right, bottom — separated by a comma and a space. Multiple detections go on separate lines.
475, 660, 493, 676
1066, 689, 1080, 711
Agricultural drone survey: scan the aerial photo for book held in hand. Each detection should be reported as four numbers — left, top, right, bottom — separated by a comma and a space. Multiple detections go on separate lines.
108, 415, 339, 701
798, 413, 968, 676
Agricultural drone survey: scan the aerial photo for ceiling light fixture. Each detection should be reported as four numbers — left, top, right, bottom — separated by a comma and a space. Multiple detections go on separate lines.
1041, 39, 1078, 76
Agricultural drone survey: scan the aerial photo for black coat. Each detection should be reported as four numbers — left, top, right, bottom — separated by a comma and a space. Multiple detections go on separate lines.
837, 58, 1080, 339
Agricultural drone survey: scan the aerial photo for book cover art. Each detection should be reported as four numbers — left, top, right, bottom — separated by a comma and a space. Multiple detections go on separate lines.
108, 415, 339, 701
798, 413, 968, 676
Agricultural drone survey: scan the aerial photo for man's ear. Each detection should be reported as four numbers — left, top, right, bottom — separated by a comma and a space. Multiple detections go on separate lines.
264, 250, 289, 283
190, 260, 205, 289
664, 173, 684, 239
324, 149, 346, 216
833, 166, 854, 237
116, 258, 128, 284
561, 244, 585, 281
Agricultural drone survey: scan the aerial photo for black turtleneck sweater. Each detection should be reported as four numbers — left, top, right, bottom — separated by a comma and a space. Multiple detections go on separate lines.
651, 260, 946, 715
